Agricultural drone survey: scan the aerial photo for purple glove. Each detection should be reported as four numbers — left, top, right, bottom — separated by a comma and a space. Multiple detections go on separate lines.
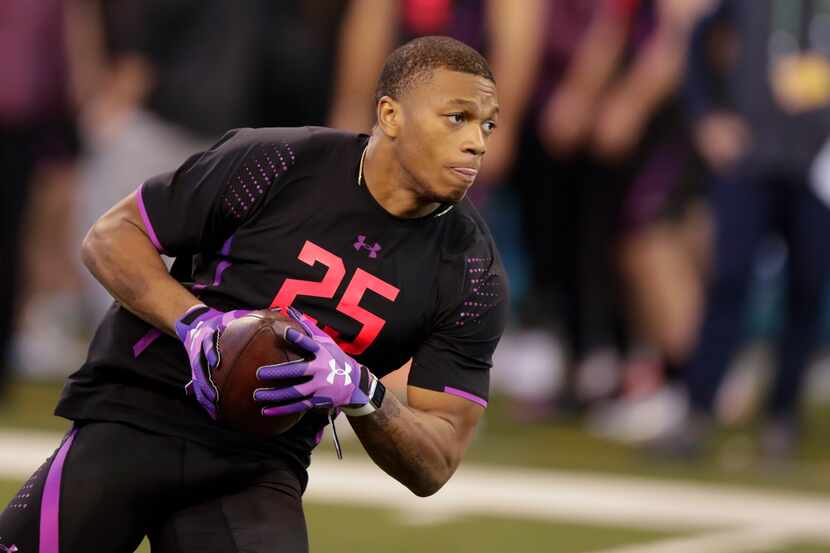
254, 308, 381, 417
175, 304, 251, 419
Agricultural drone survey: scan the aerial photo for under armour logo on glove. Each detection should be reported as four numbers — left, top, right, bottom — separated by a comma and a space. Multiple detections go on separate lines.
254, 307, 375, 416
326, 359, 353, 386
0, 543, 19, 553
354, 235, 381, 258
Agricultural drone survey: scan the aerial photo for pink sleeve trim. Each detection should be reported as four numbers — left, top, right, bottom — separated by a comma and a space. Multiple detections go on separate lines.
443, 386, 488, 408
136, 183, 167, 254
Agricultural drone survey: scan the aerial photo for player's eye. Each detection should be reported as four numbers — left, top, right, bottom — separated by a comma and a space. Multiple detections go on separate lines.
483, 120, 497, 135
446, 113, 465, 125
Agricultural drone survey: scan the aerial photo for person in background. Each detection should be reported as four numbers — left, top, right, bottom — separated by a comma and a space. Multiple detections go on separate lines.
75, 0, 350, 326
581, 0, 716, 442
656, 0, 830, 460
527, 0, 689, 411
0, 0, 82, 391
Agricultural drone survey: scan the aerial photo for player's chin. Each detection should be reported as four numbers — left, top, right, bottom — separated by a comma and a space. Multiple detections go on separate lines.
436, 177, 473, 203
430, 186, 468, 204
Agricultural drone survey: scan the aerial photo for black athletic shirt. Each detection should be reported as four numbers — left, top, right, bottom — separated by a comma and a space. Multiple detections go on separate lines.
56, 127, 508, 476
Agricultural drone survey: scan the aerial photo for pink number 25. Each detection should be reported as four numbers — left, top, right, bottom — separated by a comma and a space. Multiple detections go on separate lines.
270, 240, 400, 355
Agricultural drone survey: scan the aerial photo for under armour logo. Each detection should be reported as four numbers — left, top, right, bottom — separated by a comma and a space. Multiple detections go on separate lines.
326, 359, 353, 386
354, 235, 381, 258
189, 320, 206, 342
0, 543, 19, 553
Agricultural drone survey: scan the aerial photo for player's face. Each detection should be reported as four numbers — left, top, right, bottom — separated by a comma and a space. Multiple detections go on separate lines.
397, 69, 499, 203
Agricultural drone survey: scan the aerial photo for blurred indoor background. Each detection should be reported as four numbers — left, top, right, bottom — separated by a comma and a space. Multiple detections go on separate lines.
3, 1, 830, 552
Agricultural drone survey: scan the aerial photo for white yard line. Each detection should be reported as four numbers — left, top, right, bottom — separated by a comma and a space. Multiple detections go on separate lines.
307, 460, 830, 534
0, 430, 62, 477
2, 430, 830, 553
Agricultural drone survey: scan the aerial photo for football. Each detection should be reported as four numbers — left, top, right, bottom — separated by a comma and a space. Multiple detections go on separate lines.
213, 309, 307, 436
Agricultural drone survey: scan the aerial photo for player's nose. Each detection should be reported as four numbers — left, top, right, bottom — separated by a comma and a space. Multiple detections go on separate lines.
461, 126, 486, 157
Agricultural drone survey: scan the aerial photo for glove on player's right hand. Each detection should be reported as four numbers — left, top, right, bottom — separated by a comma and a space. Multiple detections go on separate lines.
174, 304, 251, 419
253, 307, 377, 416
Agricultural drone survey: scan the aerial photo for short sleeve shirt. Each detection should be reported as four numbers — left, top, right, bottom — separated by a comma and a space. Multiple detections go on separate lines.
56, 127, 509, 475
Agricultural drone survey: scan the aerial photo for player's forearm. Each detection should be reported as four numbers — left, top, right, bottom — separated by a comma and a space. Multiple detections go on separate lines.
348, 392, 462, 497
81, 205, 199, 335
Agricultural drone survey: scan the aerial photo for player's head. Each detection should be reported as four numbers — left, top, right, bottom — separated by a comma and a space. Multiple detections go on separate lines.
374, 36, 498, 203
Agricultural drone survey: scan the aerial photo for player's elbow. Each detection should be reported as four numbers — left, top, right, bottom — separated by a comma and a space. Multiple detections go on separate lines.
409, 480, 444, 498
408, 444, 464, 497
80, 221, 107, 273
82, 191, 155, 272
406, 466, 453, 497
80, 211, 128, 276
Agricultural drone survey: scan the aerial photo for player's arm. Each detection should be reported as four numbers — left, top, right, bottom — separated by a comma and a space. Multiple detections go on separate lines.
259, 323, 484, 497
88, 128, 303, 418
261, 250, 506, 497
80, 191, 201, 336
348, 384, 482, 497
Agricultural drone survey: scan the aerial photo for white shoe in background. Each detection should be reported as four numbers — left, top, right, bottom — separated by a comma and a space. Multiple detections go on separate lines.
575, 348, 621, 403
586, 385, 689, 445
491, 328, 566, 402
805, 350, 830, 406
10, 293, 88, 378
715, 343, 772, 426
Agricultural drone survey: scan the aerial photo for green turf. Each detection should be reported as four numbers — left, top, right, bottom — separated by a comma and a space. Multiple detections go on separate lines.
4, 379, 829, 553
3, 379, 830, 496
0, 478, 682, 553
304, 502, 680, 553
0, 379, 70, 433
463, 396, 830, 496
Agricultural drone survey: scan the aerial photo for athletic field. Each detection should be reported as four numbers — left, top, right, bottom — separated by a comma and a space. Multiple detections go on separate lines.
2, 380, 829, 553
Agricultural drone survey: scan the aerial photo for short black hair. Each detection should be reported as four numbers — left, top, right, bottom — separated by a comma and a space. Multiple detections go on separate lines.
375, 36, 494, 102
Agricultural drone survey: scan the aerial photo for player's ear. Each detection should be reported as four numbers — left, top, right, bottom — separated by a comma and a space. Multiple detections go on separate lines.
376, 96, 402, 138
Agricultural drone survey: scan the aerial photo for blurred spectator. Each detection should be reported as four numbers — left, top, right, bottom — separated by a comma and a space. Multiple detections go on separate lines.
5, 1, 350, 376
74, 0, 348, 326
515, 1, 690, 412
0, 0, 82, 390
656, 0, 830, 460
495, 0, 713, 424
583, 0, 716, 441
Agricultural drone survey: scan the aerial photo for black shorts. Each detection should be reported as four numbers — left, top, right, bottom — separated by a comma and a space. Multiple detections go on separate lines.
0, 421, 309, 553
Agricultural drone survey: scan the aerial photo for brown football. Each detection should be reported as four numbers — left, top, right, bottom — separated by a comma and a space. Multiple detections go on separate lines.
213, 309, 307, 436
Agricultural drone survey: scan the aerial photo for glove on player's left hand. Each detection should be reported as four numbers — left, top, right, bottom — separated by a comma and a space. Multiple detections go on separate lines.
254, 307, 377, 416
175, 304, 251, 419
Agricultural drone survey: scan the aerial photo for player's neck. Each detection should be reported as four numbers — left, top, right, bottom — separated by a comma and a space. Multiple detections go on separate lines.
362, 135, 443, 219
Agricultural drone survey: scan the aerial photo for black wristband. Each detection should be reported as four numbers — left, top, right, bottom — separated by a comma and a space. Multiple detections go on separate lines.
370, 379, 386, 410
179, 304, 211, 325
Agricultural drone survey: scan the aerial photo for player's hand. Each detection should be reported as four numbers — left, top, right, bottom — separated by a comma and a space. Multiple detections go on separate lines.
174, 304, 251, 419
253, 307, 378, 416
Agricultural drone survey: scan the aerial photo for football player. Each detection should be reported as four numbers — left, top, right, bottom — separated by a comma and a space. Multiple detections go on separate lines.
0, 36, 507, 553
